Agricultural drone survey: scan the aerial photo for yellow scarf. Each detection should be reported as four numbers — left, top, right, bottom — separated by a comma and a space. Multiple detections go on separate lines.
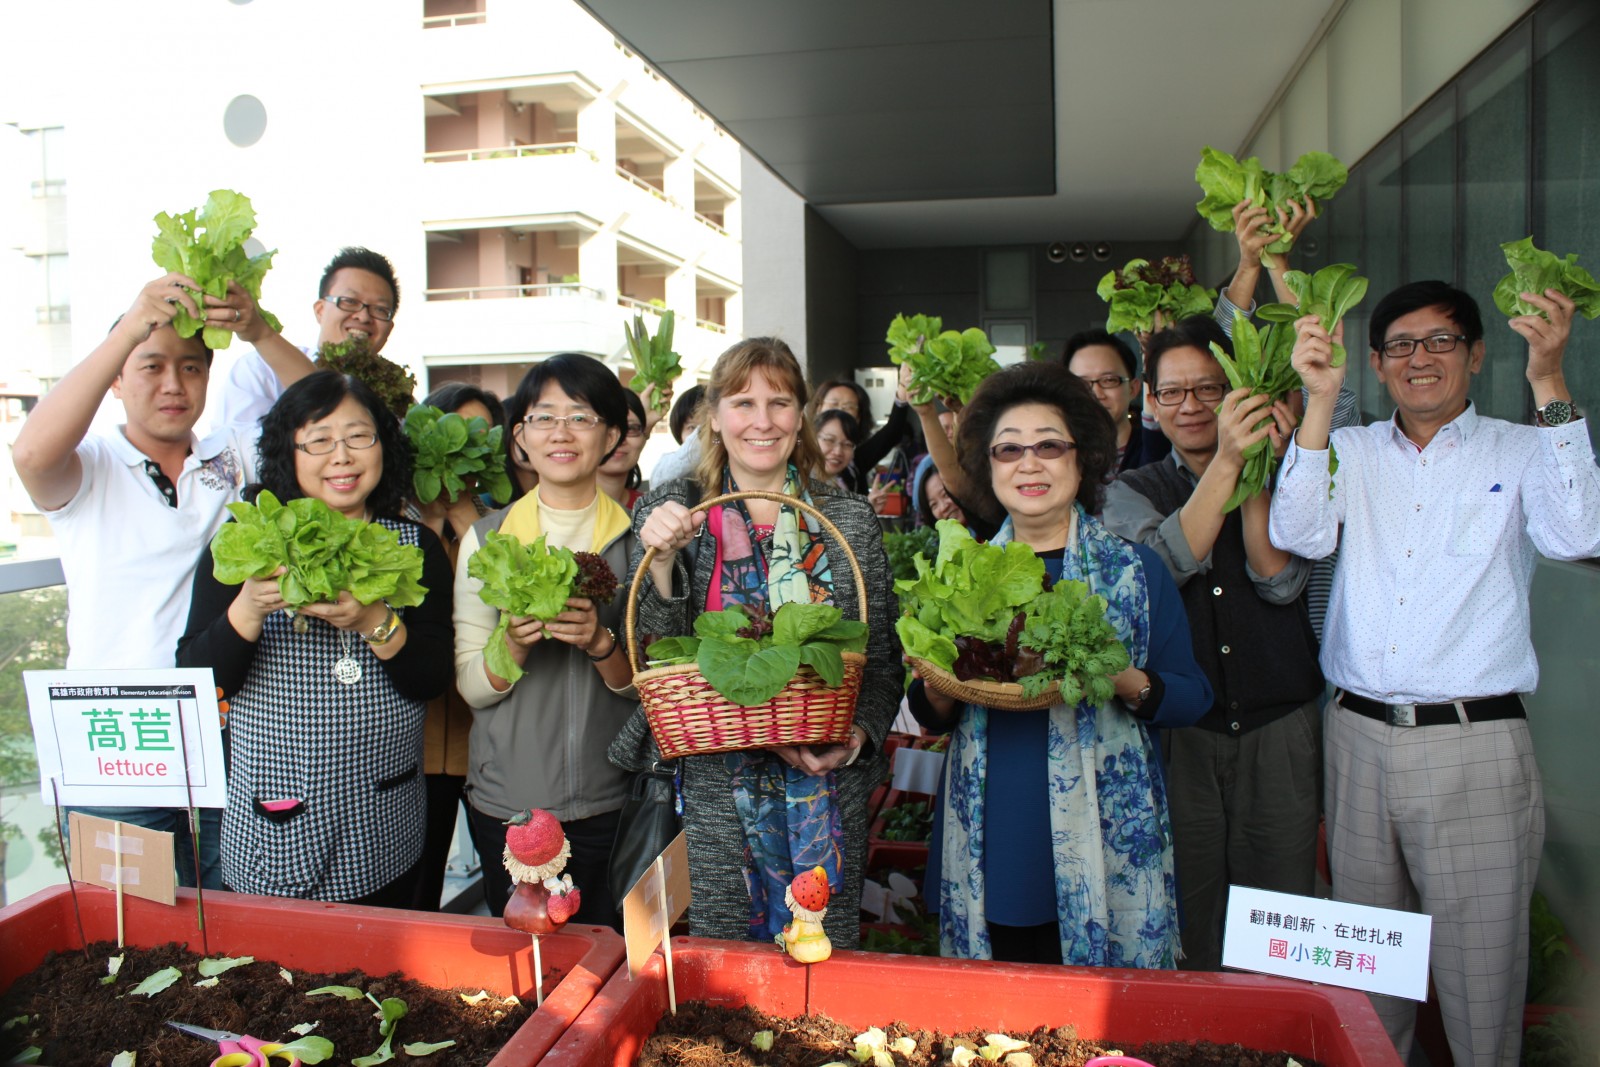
497, 486, 632, 553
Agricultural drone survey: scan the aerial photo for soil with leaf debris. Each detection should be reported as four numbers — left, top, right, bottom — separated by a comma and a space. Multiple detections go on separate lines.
0, 940, 540, 1066
635, 1002, 1325, 1067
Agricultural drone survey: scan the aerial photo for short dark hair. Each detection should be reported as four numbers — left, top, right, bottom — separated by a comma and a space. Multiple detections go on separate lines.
1145, 315, 1231, 386
957, 361, 1116, 518
422, 381, 505, 429
254, 371, 412, 519
319, 247, 400, 314
668, 384, 705, 444
108, 315, 214, 366
1063, 328, 1137, 379
1368, 280, 1484, 353
808, 379, 874, 438
815, 408, 861, 442
619, 386, 646, 490
507, 353, 629, 468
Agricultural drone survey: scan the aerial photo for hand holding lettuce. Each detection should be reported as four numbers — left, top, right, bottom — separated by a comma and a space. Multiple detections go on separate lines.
1096, 255, 1216, 336
467, 532, 619, 684
150, 189, 281, 350
1195, 148, 1347, 266
210, 490, 427, 609
404, 404, 513, 506
1492, 238, 1600, 321
885, 314, 999, 406
624, 310, 682, 415
895, 522, 1128, 703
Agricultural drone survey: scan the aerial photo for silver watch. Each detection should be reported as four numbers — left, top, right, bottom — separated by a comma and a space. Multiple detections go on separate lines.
1536, 398, 1575, 427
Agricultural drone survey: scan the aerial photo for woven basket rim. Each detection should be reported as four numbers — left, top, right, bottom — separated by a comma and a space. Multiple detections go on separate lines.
634, 649, 868, 687
907, 655, 1063, 712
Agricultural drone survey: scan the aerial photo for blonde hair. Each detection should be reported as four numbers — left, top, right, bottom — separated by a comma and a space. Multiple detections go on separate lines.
694, 337, 825, 493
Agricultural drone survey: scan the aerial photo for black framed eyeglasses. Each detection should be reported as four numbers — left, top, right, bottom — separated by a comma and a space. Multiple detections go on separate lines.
327, 294, 395, 322
989, 439, 1076, 463
1152, 383, 1228, 407
1379, 333, 1468, 359
295, 431, 379, 455
1078, 373, 1132, 392
624, 422, 645, 438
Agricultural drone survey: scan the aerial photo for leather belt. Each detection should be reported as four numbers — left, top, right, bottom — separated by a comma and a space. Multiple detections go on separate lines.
1336, 690, 1524, 727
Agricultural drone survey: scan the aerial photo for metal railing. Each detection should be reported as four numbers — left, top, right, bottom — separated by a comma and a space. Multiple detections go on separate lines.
617, 295, 667, 315
423, 142, 596, 164
423, 282, 604, 302
422, 10, 485, 28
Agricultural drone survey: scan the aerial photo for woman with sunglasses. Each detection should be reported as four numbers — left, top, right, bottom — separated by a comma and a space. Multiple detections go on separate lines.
452, 354, 636, 926
908, 361, 1211, 967
177, 372, 455, 905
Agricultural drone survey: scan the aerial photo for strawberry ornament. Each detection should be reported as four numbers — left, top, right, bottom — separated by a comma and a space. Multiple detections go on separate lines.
778, 866, 834, 964
502, 808, 581, 939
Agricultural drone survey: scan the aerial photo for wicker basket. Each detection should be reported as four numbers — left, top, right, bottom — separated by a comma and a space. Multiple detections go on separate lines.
625, 490, 868, 760
907, 655, 1063, 712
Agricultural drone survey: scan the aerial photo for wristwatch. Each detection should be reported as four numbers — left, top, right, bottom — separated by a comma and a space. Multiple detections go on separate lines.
1536, 398, 1575, 427
362, 602, 401, 645
1126, 681, 1152, 711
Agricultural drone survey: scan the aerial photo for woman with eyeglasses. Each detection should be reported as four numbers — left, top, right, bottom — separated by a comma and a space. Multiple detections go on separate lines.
1063, 329, 1170, 478
609, 337, 901, 948
598, 387, 650, 511
452, 353, 636, 925
907, 361, 1211, 966
177, 372, 455, 905
814, 408, 860, 492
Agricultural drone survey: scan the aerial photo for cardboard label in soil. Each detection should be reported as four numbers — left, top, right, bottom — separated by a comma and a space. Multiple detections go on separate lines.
621, 830, 690, 977
67, 811, 177, 905
25, 669, 226, 808
1222, 884, 1433, 1001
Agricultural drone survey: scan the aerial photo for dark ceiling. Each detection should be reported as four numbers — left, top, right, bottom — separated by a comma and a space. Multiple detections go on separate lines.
575, 0, 1056, 206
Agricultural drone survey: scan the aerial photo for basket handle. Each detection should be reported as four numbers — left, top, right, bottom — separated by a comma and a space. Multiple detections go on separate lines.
624, 490, 869, 675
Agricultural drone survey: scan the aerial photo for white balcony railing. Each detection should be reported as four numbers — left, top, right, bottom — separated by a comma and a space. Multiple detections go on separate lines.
423, 142, 597, 164
692, 212, 728, 237
696, 318, 727, 334
30, 179, 65, 199
422, 10, 485, 28
35, 305, 69, 325
615, 167, 676, 206
423, 283, 604, 302
617, 295, 667, 315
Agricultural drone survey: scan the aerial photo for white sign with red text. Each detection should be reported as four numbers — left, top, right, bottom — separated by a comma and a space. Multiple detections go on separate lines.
1222, 886, 1433, 1001
26, 669, 225, 808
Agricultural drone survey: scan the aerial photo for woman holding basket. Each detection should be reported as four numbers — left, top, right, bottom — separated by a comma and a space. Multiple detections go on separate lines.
609, 337, 901, 947
909, 361, 1212, 967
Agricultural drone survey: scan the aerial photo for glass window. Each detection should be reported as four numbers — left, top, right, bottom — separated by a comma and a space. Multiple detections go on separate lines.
1401, 93, 1456, 286
1459, 26, 1531, 424
983, 248, 1033, 313
1360, 136, 1403, 422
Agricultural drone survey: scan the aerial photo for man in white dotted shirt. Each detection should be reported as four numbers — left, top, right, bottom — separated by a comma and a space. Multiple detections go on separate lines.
1270, 280, 1600, 1067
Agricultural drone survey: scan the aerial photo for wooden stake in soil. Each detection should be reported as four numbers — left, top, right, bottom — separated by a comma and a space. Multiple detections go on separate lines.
531, 934, 545, 1007
113, 819, 125, 947
656, 853, 676, 1015
176, 702, 209, 954
49, 776, 91, 961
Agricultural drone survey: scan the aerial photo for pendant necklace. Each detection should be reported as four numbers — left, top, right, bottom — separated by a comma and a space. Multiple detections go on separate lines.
333, 628, 363, 686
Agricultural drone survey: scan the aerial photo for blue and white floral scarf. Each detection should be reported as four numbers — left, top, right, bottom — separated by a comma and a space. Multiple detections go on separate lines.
938, 505, 1180, 967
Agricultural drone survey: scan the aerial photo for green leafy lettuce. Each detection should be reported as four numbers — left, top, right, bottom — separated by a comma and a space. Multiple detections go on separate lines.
893, 520, 1045, 669
644, 602, 868, 707
1256, 262, 1370, 369
468, 531, 602, 684
1016, 580, 1129, 702
151, 189, 282, 350
315, 337, 418, 420
403, 404, 513, 506
1096, 255, 1216, 335
210, 490, 427, 608
1195, 148, 1348, 258
352, 995, 407, 1067
885, 315, 999, 406
1492, 237, 1600, 321
883, 526, 938, 584
623, 310, 682, 414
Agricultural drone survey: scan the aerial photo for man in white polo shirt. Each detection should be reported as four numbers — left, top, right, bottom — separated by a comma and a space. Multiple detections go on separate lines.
14, 271, 313, 887
1270, 280, 1600, 1067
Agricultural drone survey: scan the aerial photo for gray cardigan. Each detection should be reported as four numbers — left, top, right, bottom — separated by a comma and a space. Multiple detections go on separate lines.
609, 479, 901, 945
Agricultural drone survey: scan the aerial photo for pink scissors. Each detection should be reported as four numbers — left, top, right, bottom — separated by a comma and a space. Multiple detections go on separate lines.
166, 1022, 302, 1067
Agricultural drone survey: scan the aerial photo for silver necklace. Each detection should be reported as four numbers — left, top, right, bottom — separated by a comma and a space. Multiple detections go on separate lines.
333, 628, 363, 686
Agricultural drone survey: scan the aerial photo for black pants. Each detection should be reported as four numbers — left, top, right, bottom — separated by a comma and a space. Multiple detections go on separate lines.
410, 773, 477, 911
987, 921, 1063, 965
468, 804, 623, 932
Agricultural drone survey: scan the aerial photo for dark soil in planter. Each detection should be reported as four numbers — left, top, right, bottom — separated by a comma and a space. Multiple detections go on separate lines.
0, 940, 541, 1066
637, 1002, 1325, 1067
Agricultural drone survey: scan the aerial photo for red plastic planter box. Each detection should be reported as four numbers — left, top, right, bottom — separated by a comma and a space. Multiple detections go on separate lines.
0, 884, 624, 1066
543, 938, 1403, 1067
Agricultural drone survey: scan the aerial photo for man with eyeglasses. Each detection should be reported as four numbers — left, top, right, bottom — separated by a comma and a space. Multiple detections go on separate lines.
218, 246, 402, 430
13, 274, 314, 888
1063, 328, 1170, 476
1102, 314, 1326, 974
1271, 280, 1600, 1067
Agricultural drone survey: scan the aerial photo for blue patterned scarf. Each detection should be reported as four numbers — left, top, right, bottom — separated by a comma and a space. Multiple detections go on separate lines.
938, 505, 1179, 967
717, 466, 844, 941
